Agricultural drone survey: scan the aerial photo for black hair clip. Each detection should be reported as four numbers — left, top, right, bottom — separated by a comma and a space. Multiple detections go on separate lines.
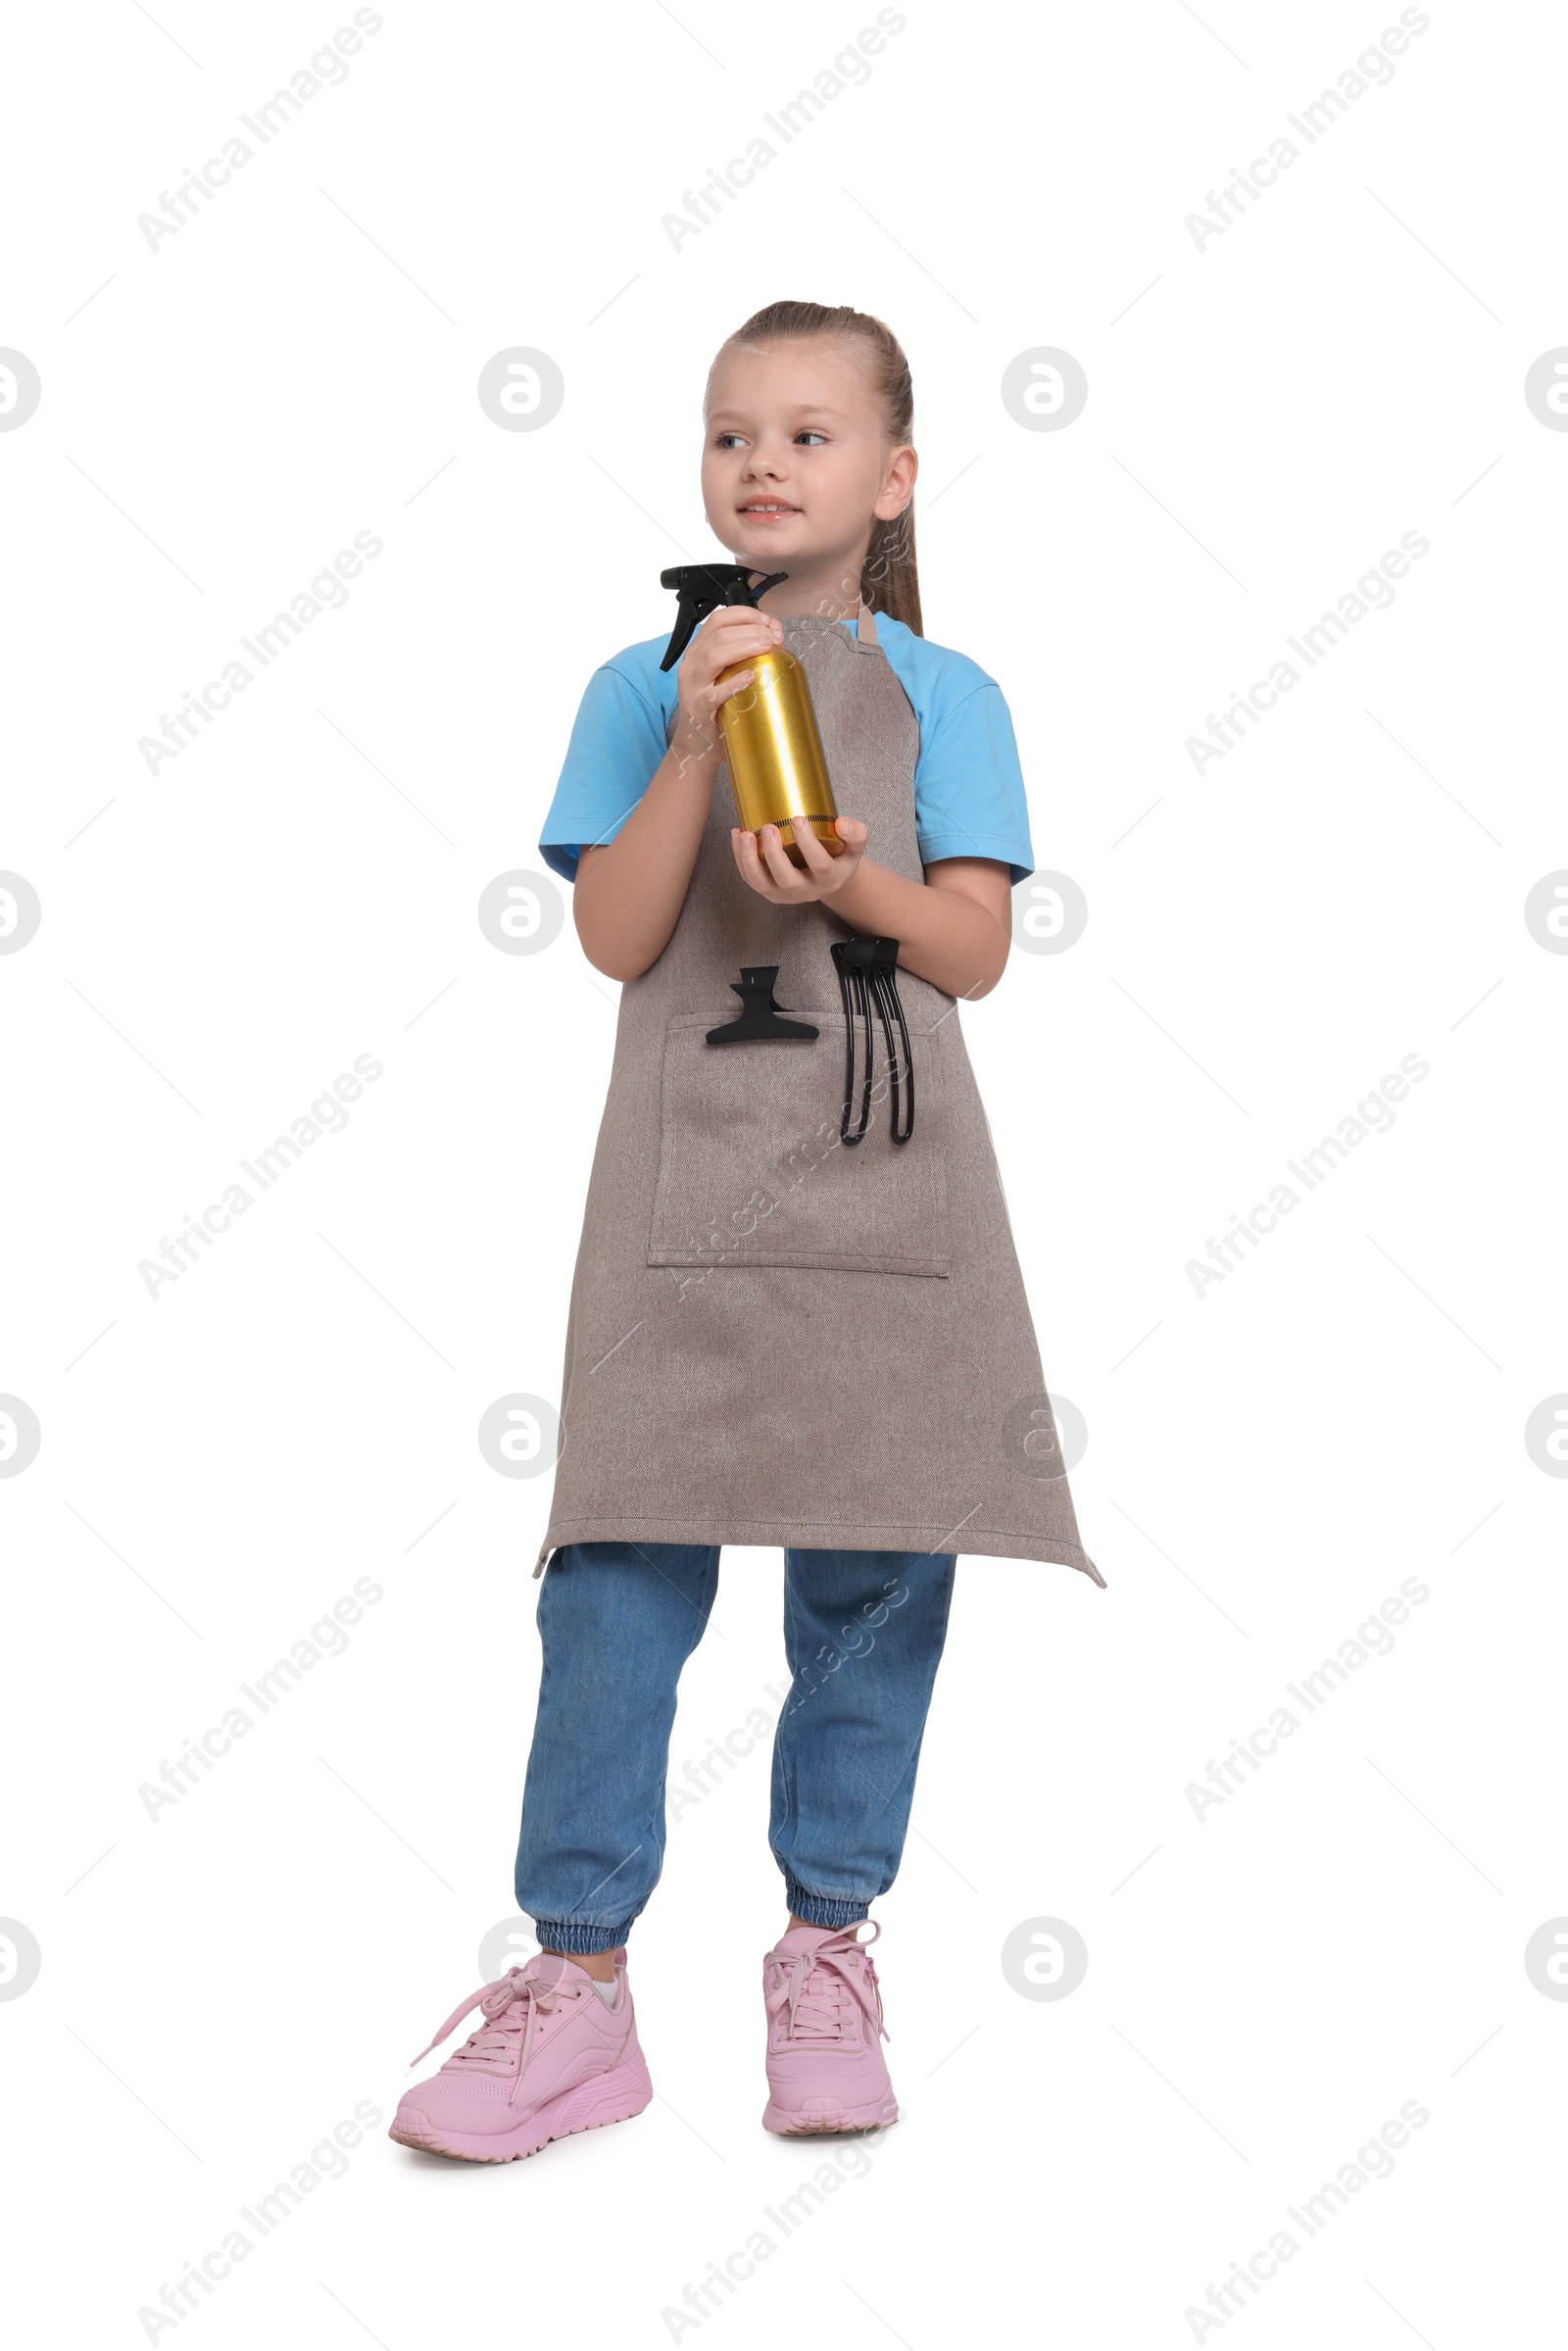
707, 965, 818, 1046
829, 937, 913, 1147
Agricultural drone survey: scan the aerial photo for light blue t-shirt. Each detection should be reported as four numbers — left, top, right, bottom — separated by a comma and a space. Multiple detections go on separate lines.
538, 612, 1036, 885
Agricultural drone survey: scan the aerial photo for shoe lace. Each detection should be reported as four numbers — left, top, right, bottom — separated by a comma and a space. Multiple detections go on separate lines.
765, 1924, 889, 2047
408, 1966, 586, 2107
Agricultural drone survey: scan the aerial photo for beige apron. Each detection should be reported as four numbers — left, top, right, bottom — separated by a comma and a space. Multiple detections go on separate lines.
536, 608, 1102, 1585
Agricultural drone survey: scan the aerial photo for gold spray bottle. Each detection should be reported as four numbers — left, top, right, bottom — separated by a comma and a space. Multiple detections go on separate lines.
659, 564, 843, 867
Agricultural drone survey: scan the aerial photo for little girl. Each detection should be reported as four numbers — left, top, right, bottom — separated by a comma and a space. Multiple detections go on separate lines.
391, 301, 1101, 2163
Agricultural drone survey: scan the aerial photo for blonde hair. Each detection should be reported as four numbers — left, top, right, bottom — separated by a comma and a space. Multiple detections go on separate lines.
709, 301, 922, 636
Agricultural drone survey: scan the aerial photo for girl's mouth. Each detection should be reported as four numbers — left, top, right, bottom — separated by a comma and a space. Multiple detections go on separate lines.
738, 502, 801, 522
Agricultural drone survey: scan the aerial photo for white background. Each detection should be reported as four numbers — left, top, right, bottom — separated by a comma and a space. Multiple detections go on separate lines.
2, 0, 1563, 2342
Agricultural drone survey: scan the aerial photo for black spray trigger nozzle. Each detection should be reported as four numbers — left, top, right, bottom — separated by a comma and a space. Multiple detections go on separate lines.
659, 564, 789, 672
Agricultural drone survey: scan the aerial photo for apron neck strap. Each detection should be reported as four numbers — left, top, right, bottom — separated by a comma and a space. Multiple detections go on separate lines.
857, 600, 880, 648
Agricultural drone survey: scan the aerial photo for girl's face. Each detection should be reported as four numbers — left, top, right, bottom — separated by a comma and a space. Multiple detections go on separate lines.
702, 339, 915, 602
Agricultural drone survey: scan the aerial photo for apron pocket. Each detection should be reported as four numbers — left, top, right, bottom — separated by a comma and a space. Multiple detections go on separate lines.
646, 1010, 951, 1277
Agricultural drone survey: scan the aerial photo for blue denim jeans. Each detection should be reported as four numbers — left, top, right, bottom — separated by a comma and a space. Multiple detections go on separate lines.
514, 1542, 956, 1953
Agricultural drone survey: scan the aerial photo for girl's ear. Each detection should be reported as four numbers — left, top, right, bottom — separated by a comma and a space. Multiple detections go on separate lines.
873, 443, 918, 521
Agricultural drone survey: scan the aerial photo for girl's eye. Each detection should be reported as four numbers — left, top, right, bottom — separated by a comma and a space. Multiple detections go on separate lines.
714, 428, 826, 449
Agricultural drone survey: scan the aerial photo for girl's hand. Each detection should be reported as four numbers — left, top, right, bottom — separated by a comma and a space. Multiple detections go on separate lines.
731, 814, 869, 904
671, 605, 784, 769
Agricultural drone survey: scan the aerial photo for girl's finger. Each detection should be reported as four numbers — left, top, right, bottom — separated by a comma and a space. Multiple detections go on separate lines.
791, 820, 833, 876
702, 607, 781, 635
693, 613, 780, 670
731, 828, 781, 898
759, 824, 801, 888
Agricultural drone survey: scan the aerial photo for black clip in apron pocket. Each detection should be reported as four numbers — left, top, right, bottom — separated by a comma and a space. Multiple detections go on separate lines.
830, 936, 913, 1146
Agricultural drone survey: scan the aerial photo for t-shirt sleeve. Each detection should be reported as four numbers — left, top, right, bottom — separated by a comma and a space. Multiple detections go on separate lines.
912, 680, 1035, 885
538, 659, 669, 883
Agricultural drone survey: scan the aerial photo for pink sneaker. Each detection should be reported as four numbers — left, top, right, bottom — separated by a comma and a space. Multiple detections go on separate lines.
390, 1949, 652, 2163
761, 1922, 900, 2134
